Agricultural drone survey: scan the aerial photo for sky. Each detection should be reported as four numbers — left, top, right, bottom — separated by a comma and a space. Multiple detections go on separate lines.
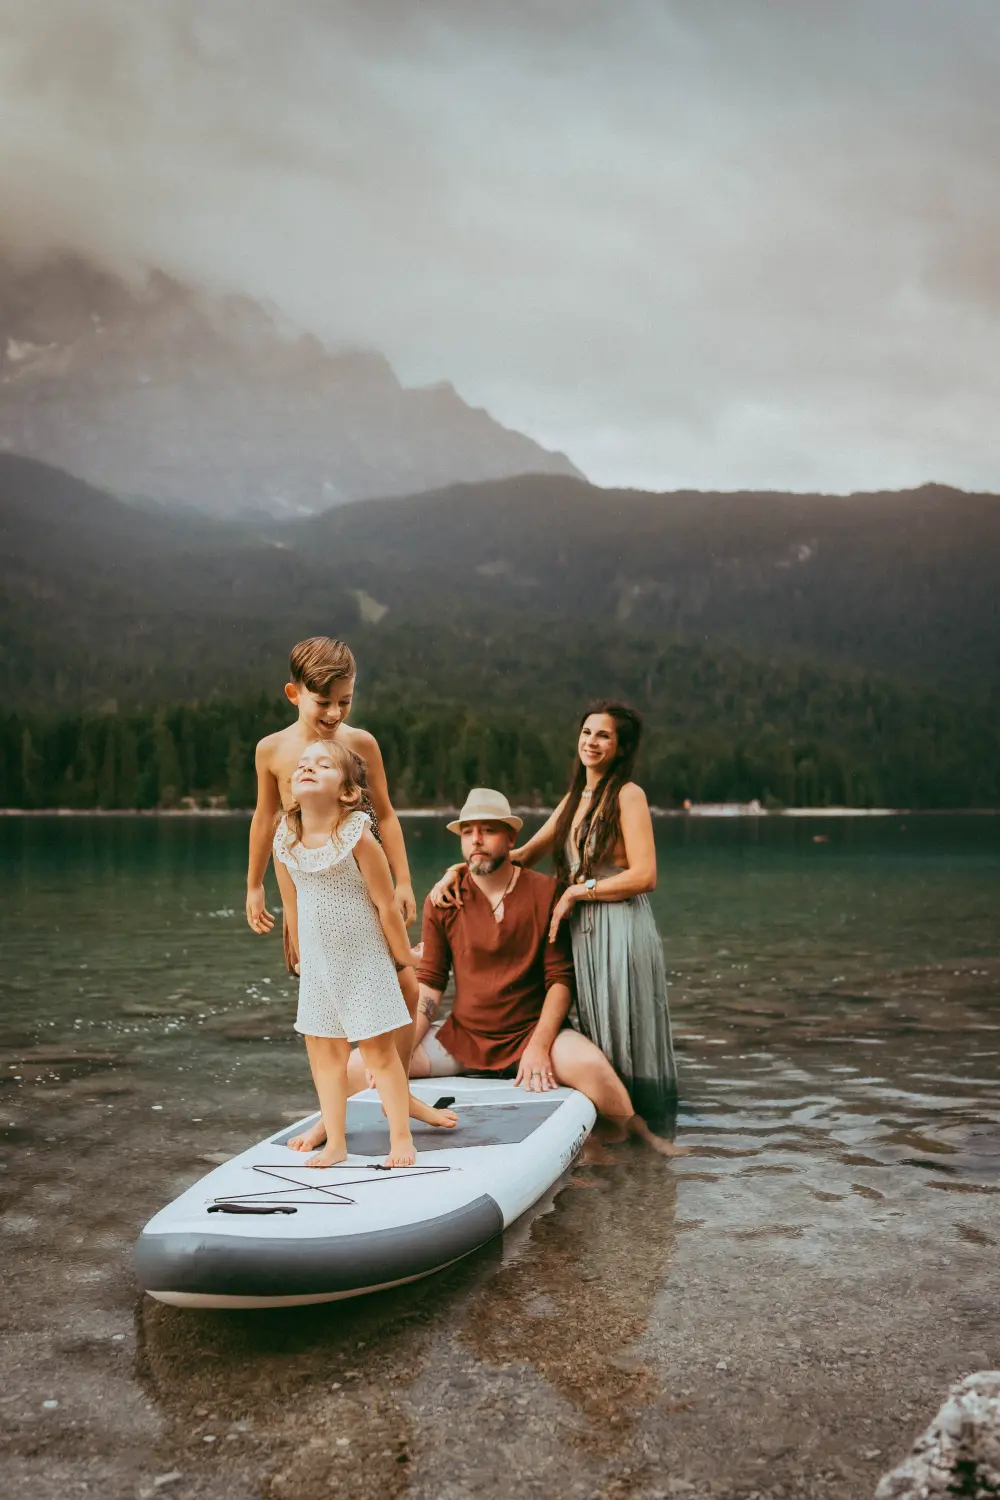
1, 0, 999, 493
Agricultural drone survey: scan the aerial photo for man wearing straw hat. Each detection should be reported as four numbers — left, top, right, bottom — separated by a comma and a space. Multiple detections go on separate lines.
394, 787, 657, 1129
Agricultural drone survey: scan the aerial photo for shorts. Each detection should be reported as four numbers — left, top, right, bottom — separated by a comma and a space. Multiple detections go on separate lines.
418, 1022, 519, 1080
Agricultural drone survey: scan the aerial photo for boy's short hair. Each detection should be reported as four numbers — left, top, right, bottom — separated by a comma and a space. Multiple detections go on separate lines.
288, 637, 356, 694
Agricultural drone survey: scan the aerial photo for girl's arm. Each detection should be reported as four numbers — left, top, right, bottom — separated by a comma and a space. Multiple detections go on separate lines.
246, 741, 281, 932
354, 730, 416, 925
354, 828, 423, 969
511, 796, 568, 868
547, 784, 657, 941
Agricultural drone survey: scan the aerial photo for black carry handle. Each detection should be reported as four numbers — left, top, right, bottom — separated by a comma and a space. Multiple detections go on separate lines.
208, 1203, 297, 1215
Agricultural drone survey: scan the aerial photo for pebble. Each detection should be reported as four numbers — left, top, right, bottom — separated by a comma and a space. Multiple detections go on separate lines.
716, 1361, 729, 1371
153, 1474, 183, 1489
42, 1399, 59, 1409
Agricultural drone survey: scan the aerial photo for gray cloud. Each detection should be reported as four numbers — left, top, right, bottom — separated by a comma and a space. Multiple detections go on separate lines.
1, 0, 999, 491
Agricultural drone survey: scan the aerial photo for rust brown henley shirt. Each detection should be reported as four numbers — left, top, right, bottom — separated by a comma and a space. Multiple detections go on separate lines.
417, 867, 576, 1073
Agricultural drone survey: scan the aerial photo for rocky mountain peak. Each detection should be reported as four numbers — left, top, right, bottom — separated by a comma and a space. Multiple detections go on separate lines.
0, 251, 581, 517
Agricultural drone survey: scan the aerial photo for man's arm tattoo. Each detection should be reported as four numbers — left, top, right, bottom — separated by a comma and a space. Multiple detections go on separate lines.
417, 993, 440, 1020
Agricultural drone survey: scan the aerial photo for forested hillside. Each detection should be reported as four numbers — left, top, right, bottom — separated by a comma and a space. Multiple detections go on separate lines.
3, 453, 999, 808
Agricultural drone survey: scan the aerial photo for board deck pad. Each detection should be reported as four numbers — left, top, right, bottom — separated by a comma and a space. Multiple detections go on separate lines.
273, 1098, 562, 1156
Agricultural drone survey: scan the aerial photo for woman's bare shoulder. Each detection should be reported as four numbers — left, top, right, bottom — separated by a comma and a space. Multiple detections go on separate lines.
618, 781, 649, 808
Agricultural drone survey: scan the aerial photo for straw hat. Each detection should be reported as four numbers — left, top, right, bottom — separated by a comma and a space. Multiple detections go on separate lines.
446, 787, 524, 835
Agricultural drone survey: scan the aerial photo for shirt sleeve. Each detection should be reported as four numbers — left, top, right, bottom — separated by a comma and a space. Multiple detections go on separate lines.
543, 889, 577, 997
417, 895, 452, 992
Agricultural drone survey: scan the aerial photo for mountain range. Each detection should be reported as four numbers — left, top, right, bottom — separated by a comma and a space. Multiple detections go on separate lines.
0, 254, 580, 519
2, 453, 998, 711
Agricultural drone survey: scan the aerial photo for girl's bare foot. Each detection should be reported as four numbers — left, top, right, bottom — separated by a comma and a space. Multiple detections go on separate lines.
409, 1096, 458, 1129
306, 1142, 348, 1168
385, 1135, 416, 1168
286, 1117, 327, 1152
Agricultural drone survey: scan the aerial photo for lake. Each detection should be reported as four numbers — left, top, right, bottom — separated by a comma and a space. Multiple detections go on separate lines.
2, 813, 999, 1500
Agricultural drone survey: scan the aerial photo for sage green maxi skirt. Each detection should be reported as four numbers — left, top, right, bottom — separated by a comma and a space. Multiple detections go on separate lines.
570, 888, 678, 1121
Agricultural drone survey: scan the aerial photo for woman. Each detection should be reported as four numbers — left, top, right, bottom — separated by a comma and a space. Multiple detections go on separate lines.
431, 700, 678, 1123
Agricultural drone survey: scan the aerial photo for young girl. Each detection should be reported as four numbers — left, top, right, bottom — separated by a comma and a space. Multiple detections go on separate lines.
274, 739, 421, 1168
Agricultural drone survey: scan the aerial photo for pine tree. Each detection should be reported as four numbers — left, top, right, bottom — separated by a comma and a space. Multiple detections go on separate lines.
21, 727, 41, 809
225, 732, 254, 809
118, 721, 140, 809
97, 722, 117, 809
154, 712, 183, 808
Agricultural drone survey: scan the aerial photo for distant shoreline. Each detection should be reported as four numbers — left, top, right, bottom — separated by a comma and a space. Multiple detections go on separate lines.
2, 806, 998, 819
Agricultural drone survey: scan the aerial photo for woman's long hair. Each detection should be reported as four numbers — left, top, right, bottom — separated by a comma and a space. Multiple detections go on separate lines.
552, 700, 644, 881
279, 739, 366, 847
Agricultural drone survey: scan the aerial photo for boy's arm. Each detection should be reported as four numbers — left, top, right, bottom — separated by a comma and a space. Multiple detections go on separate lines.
273, 858, 299, 972
353, 828, 423, 969
355, 730, 415, 925
280, 869, 299, 963
246, 741, 281, 933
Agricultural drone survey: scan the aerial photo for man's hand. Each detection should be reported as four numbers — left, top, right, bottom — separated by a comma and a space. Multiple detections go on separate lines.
246, 885, 274, 935
547, 886, 581, 944
394, 882, 417, 926
429, 865, 465, 910
515, 1039, 557, 1092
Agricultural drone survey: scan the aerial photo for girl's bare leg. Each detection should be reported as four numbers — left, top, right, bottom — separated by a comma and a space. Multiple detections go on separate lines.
358, 1032, 416, 1167
288, 971, 456, 1149
302, 1035, 352, 1168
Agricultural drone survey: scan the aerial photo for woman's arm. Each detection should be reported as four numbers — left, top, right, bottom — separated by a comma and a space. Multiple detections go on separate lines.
547, 783, 656, 940
353, 827, 422, 968
511, 796, 568, 868
353, 729, 416, 925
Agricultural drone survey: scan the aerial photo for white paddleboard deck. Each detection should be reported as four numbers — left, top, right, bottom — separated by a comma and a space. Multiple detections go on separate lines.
136, 1077, 596, 1309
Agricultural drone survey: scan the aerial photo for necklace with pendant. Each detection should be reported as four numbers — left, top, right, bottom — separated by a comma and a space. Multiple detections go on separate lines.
487, 867, 517, 916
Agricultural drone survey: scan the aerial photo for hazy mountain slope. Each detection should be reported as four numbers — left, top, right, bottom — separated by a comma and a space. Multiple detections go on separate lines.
3, 455, 999, 709
287, 475, 1000, 686
0, 254, 581, 519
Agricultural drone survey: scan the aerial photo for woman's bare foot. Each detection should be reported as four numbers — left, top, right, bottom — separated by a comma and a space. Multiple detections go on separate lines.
306, 1141, 348, 1168
409, 1095, 458, 1129
385, 1135, 416, 1168
286, 1117, 326, 1152
628, 1115, 691, 1158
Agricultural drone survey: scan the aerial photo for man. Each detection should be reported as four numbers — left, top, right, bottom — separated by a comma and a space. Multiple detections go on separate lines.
347, 787, 681, 1150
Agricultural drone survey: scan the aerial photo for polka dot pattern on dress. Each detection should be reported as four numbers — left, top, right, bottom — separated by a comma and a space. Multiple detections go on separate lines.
273, 812, 411, 1042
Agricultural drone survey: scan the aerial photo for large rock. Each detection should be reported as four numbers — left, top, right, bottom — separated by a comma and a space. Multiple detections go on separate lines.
876, 1372, 1000, 1499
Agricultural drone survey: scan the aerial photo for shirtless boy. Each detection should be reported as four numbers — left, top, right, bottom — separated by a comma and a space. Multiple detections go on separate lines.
245, 635, 457, 1137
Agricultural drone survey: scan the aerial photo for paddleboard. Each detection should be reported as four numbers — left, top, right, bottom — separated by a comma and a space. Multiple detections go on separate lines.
135, 1077, 596, 1309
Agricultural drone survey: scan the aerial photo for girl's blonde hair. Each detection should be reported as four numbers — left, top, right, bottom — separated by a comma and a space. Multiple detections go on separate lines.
280, 739, 367, 846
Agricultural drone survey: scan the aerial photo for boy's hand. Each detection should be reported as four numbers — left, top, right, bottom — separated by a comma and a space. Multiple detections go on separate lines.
394, 882, 417, 926
246, 885, 274, 934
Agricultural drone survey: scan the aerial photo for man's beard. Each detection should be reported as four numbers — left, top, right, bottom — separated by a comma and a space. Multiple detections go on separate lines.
468, 853, 506, 876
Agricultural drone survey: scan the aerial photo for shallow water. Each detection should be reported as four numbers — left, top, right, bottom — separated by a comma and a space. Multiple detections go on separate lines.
2, 813, 999, 1500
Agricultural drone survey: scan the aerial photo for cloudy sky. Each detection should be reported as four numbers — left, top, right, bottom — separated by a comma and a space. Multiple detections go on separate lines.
1, 0, 999, 492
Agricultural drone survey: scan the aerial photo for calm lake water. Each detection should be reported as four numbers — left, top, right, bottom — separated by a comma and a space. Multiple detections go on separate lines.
2, 813, 999, 1500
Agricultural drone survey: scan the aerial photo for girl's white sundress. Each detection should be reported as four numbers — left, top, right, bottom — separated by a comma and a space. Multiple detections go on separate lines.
273, 811, 410, 1043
